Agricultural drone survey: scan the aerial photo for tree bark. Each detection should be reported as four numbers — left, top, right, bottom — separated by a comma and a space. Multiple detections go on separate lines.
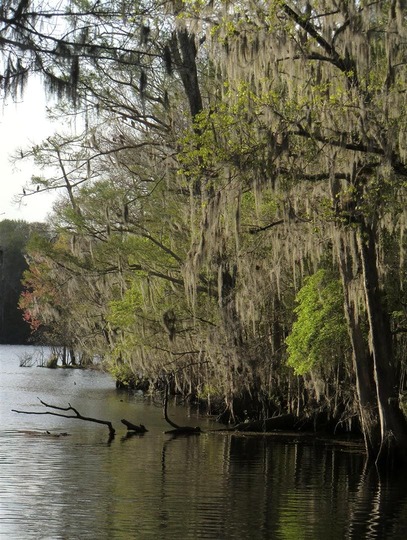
169, 29, 203, 120
337, 232, 381, 461
358, 221, 407, 466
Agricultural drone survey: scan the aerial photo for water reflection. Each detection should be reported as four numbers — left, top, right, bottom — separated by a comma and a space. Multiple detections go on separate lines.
346, 464, 407, 539
1, 345, 407, 539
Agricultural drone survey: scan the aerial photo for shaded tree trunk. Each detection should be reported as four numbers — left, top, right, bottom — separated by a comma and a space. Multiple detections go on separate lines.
337, 222, 407, 466
61, 346, 67, 366
69, 348, 77, 366
358, 221, 407, 466
337, 232, 381, 461
170, 29, 203, 120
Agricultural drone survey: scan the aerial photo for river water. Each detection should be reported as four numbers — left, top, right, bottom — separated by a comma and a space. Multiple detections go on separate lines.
1, 345, 407, 539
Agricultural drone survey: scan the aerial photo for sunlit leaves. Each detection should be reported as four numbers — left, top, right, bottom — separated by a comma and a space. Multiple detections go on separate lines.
286, 269, 350, 375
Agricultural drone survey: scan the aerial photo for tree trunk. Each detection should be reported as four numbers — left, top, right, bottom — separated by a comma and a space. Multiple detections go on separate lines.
358, 221, 407, 466
61, 346, 67, 366
337, 232, 381, 461
170, 29, 203, 120
69, 348, 77, 366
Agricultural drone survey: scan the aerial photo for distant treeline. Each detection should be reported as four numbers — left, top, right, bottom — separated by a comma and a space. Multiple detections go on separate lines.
0, 219, 46, 344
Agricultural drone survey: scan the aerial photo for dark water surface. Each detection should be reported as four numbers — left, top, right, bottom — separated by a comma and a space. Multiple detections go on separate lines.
1, 345, 407, 539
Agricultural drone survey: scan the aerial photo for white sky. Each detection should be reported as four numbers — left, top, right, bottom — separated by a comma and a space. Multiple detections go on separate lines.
0, 78, 58, 222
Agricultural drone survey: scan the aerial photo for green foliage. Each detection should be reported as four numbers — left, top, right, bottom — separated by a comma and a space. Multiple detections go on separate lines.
10, 0, 407, 441
286, 270, 350, 375
108, 281, 144, 330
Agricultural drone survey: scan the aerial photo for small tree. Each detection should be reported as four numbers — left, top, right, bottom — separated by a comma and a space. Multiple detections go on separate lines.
286, 269, 356, 426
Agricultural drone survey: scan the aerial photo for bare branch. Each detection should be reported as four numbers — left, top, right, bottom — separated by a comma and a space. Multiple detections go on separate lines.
12, 398, 115, 439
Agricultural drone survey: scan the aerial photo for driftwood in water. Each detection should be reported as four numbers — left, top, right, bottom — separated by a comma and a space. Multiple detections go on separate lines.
18, 430, 70, 438
121, 419, 148, 433
12, 398, 116, 440
163, 382, 202, 435
165, 425, 202, 435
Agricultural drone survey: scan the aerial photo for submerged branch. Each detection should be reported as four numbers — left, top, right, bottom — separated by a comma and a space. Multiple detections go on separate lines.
163, 382, 202, 435
12, 398, 115, 439
121, 419, 148, 434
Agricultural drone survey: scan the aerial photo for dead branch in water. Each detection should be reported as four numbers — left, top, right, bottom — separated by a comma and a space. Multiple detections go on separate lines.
12, 398, 116, 440
121, 419, 148, 433
163, 381, 201, 435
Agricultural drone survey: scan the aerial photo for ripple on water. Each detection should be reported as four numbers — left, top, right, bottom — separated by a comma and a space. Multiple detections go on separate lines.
2, 346, 407, 539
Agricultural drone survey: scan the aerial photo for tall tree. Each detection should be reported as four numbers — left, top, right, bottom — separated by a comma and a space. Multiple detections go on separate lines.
177, 0, 407, 464
10, 0, 407, 467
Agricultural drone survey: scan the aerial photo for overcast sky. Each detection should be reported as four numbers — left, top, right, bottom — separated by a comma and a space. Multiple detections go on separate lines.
0, 78, 58, 223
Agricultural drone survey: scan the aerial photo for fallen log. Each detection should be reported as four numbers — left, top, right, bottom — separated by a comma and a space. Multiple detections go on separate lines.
18, 430, 70, 438
12, 398, 115, 440
121, 419, 148, 433
164, 426, 202, 435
